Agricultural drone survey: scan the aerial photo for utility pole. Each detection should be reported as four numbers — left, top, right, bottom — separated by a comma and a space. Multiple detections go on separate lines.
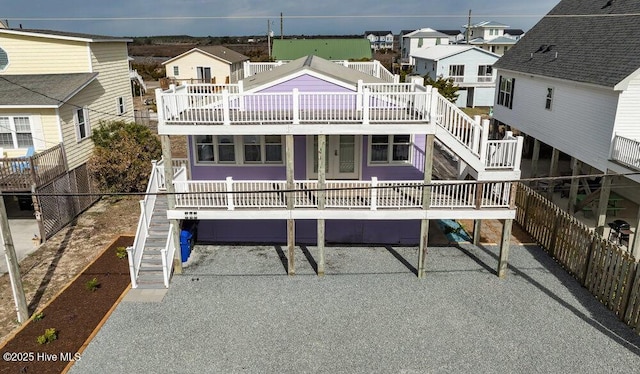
0, 193, 29, 323
267, 20, 273, 60
466, 9, 471, 45
280, 12, 283, 39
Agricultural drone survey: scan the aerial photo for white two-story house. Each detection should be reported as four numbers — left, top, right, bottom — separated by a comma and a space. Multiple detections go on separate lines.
412, 45, 499, 108
492, 0, 640, 255
401, 28, 450, 68
462, 21, 518, 56
364, 31, 394, 51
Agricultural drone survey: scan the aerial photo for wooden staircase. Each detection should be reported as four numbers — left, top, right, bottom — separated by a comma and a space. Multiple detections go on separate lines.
136, 195, 170, 289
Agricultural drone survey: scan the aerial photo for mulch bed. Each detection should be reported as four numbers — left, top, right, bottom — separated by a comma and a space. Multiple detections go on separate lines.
0, 236, 133, 374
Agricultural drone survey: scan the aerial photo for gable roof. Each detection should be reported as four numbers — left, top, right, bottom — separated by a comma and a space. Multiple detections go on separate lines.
0, 28, 131, 43
271, 39, 372, 61
504, 29, 525, 36
466, 21, 509, 28
404, 28, 450, 39
0, 73, 98, 107
162, 46, 248, 65
242, 55, 386, 91
493, 0, 640, 88
411, 45, 499, 61
364, 31, 393, 36
437, 29, 464, 36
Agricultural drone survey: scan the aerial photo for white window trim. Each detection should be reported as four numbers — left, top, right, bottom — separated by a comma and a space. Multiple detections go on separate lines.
193, 135, 284, 166
0, 115, 35, 149
545, 87, 554, 111
497, 76, 514, 109
75, 107, 91, 142
116, 97, 126, 115
367, 135, 413, 166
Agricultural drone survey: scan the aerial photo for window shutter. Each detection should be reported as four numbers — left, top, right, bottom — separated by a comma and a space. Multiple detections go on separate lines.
510, 79, 515, 109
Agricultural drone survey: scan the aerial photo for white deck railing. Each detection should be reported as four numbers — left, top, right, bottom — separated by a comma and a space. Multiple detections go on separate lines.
611, 134, 640, 171
173, 177, 513, 210
448, 75, 496, 84
433, 94, 484, 156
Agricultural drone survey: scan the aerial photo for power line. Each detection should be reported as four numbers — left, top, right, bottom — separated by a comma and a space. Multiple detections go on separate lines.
5, 170, 640, 198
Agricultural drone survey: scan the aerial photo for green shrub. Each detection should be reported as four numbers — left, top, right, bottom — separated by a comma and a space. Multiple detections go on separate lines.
32, 312, 45, 321
36, 328, 57, 344
85, 277, 100, 292
116, 246, 128, 259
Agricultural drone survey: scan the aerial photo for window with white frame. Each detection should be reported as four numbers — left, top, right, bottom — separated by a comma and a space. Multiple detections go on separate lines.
545, 87, 554, 110
173, 66, 179, 76
195, 135, 283, 164
449, 65, 465, 83
369, 135, 411, 164
477, 65, 493, 82
116, 97, 126, 115
497, 76, 515, 109
75, 107, 90, 140
0, 116, 34, 149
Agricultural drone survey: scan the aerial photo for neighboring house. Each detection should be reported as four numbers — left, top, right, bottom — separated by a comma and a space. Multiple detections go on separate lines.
364, 31, 394, 51
462, 21, 518, 56
437, 29, 465, 44
401, 28, 450, 67
163, 46, 248, 84
271, 39, 372, 61
492, 0, 640, 254
504, 29, 525, 41
0, 28, 133, 237
129, 54, 525, 288
412, 45, 499, 108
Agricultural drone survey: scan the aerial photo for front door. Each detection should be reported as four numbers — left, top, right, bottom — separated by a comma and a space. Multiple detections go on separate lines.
307, 135, 360, 179
196, 67, 212, 83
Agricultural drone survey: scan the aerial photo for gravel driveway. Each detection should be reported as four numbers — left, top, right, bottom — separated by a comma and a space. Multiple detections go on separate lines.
70, 243, 640, 373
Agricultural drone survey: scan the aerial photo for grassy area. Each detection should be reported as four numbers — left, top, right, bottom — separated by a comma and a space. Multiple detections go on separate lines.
461, 106, 491, 118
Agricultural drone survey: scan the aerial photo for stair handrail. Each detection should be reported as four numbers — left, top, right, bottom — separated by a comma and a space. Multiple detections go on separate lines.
127, 158, 164, 288
161, 223, 176, 288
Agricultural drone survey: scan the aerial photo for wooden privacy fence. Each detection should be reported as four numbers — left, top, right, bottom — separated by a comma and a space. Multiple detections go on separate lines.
515, 183, 640, 333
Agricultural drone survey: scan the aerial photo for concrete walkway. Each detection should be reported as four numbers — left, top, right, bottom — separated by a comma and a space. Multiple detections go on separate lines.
69, 243, 640, 373
0, 218, 41, 274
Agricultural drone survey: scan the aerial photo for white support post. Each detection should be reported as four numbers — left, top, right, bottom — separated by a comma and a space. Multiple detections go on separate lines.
243, 61, 250, 78
237, 80, 244, 94
126, 247, 137, 288
514, 136, 524, 171
479, 119, 490, 165
222, 89, 230, 125
226, 176, 235, 210
429, 86, 439, 124
370, 177, 378, 211
472, 115, 481, 154
393, 74, 400, 84
356, 80, 363, 111
375, 61, 381, 78
155, 88, 165, 125
362, 88, 370, 125
292, 88, 300, 125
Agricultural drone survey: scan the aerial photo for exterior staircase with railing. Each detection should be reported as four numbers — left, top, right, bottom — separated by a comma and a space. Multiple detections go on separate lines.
135, 195, 169, 288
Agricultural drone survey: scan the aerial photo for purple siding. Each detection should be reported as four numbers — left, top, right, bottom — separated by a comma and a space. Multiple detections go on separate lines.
257, 74, 354, 93
197, 220, 420, 245
189, 135, 427, 181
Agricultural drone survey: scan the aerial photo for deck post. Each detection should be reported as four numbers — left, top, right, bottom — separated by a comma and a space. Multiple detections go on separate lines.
631, 205, 640, 260
546, 147, 560, 201
473, 220, 482, 246
418, 133, 434, 279
161, 135, 182, 274
568, 158, 582, 214
531, 138, 540, 186
498, 219, 513, 278
317, 134, 326, 276
595, 174, 612, 236
286, 134, 295, 275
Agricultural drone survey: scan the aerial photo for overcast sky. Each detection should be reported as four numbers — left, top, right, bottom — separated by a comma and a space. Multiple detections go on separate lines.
2, 1, 560, 37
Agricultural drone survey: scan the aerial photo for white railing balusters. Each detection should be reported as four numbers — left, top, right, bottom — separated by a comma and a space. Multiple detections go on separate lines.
611, 134, 640, 171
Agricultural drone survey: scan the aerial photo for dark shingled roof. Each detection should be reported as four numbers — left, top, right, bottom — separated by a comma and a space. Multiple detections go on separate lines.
504, 29, 525, 36
0, 73, 98, 106
494, 0, 640, 88
437, 29, 463, 36
364, 31, 393, 36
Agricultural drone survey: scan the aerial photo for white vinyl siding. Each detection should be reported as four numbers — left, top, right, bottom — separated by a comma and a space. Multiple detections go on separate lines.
0, 34, 90, 74
493, 71, 618, 171
614, 76, 640, 140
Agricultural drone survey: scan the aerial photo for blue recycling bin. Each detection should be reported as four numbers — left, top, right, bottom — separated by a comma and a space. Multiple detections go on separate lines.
180, 221, 197, 262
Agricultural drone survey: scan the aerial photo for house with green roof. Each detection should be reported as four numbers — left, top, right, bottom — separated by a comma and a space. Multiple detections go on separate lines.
271, 39, 372, 61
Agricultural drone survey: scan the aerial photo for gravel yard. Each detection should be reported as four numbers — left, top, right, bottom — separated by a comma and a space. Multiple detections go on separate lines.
70, 243, 640, 373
